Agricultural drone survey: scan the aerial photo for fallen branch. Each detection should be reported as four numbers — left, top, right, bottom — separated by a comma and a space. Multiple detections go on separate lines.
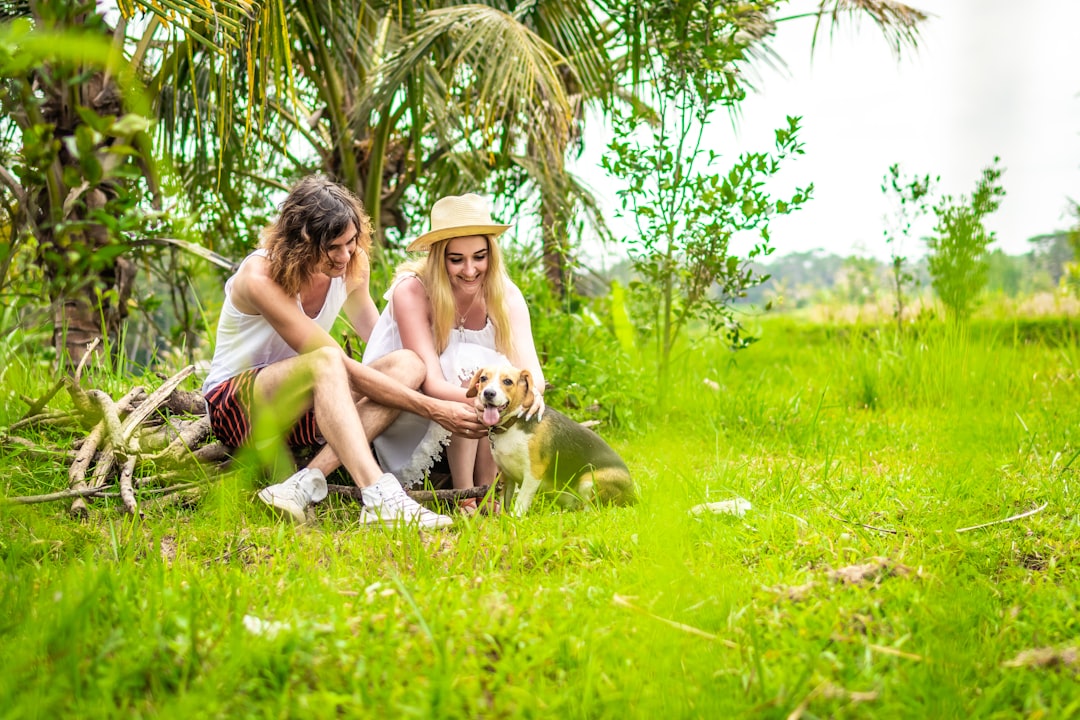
6, 484, 117, 504
118, 455, 139, 515
7, 410, 74, 432
7, 480, 207, 506
20, 376, 67, 417
2, 361, 224, 519
956, 502, 1049, 534
69, 422, 106, 517
327, 483, 493, 504
118, 366, 195, 441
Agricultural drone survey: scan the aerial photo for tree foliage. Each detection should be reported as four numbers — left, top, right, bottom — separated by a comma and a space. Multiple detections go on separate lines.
0, 0, 931, 372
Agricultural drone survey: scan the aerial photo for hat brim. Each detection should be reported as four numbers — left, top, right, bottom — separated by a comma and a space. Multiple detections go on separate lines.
405, 224, 511, 252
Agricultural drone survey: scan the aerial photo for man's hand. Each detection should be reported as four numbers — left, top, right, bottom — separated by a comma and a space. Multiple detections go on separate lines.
431, 399, 487, 438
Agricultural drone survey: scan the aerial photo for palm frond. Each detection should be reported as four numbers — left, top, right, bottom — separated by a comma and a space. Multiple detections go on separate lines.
810, 0, 928, 56
370, 4, 575, 150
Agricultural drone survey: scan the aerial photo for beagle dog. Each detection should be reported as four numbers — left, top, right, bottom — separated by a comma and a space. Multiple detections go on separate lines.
466, 366, 637, 515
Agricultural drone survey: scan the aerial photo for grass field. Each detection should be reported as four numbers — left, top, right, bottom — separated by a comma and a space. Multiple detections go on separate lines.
2, 315, 1078, 718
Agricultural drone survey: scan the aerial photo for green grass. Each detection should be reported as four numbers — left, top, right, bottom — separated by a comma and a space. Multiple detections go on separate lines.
2, 315, 1079, 718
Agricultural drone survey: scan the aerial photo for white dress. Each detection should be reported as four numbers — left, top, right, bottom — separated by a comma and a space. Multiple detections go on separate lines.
362, 274, 509, 487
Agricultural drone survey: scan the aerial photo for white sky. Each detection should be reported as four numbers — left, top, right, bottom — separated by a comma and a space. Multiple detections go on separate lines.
570, 0, 1080, 262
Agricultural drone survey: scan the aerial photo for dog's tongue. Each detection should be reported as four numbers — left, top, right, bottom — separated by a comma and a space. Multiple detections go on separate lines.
482, 405, 501, 427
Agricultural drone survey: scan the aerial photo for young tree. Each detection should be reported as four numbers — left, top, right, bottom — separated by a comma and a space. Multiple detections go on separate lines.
925, 158, 1006, 323
603, 1, 811, 383
881, 163, 936, 330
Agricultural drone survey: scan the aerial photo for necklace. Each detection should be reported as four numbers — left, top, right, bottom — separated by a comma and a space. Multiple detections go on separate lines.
455, 290, 482, 330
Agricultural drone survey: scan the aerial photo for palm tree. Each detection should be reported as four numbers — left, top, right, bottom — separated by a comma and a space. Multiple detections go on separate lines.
0, 3, 155, 365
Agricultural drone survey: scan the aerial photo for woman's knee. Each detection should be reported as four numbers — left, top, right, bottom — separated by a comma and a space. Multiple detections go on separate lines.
377, 349, 425, 389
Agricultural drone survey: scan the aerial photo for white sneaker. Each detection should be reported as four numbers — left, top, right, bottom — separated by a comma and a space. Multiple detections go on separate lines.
360, 473, 453, 529
257, 467, 328, 523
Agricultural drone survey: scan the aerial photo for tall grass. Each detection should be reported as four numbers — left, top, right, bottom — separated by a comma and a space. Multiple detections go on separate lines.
2, 314, 1079, 718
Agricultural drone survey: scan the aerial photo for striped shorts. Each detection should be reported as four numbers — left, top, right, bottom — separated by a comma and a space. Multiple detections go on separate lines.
204, 368, 321, 449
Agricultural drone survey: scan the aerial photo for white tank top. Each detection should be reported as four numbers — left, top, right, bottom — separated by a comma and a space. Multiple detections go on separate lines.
201, 249, 349, 394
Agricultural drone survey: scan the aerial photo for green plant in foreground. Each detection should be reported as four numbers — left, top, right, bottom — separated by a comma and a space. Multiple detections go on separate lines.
926, 158, 1006, 323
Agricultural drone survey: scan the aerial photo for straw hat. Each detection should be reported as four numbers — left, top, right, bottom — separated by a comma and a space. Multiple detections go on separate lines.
406, 193, 511, 252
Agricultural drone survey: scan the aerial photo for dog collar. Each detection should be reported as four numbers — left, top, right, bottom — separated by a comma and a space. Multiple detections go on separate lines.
488, 414, 522, 436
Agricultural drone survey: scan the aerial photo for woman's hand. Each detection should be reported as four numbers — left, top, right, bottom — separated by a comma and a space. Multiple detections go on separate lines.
517, 388, 545, 423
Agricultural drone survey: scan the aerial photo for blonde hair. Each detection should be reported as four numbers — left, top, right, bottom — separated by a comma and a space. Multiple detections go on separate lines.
261, 176, 373, 296
395, 235, 514, 357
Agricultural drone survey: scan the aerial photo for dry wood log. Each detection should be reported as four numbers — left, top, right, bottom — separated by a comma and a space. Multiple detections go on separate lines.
68, 422, 105, 518
192, 442, 230, 465
138, 417, 207, 452
152, 416, 213, 462
68, 382, 168, 515
66, 338, 100, 420
117, 366, 194, 440
160, 389, 208, 416
118, 455, 139, 516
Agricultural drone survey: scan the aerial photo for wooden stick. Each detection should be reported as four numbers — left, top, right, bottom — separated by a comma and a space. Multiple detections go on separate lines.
66, 338, 101, 418
192, 442, 230, 464
88, 389, 129, 451
138, 417, 205, 451
153, 415, 213, 463
6, 484, 116, 504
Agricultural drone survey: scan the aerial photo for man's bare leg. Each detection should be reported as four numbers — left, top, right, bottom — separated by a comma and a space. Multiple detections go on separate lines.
250, 346, 452, 528
252, 346, 383, 485
305, 349, 425, 477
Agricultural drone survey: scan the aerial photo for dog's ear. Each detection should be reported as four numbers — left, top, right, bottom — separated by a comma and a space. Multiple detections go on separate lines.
519, 369, 535, 409
465, 368, 486, 398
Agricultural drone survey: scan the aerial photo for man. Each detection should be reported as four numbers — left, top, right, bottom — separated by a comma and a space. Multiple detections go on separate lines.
201, 176, 485, 528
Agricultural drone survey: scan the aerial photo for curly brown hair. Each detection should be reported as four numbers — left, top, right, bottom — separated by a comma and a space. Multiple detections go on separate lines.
260, 176, 373, 296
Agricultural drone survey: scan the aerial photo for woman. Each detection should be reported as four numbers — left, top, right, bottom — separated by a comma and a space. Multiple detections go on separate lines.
363, 193, 545, 510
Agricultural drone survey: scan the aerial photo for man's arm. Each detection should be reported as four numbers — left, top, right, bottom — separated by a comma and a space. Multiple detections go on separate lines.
232, 255, 340, 354
343, 355, 485, 437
